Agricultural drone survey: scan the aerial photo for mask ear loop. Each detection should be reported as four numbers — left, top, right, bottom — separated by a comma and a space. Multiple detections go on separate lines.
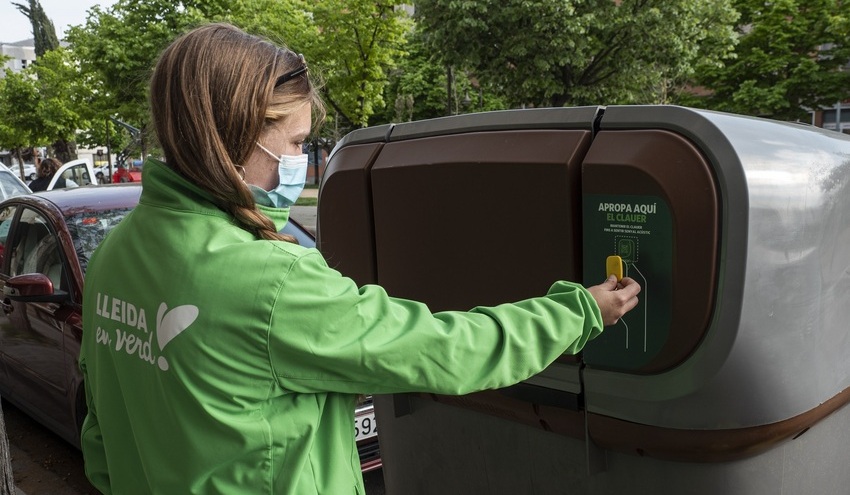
255, 142, 280, 161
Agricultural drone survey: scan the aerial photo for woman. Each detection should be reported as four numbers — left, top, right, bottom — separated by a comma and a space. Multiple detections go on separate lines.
27, 157, 65, 192
79, 23, 640, 494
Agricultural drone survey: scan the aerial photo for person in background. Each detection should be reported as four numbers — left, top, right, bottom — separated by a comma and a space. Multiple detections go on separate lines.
27, 158, 65, 192
79, 23, 641, 495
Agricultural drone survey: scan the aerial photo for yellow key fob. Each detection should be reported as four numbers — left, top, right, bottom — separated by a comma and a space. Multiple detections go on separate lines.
606, 255, 623, 281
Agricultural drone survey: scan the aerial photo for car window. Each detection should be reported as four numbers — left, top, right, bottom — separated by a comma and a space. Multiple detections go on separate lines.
8, 208, 65, 289
55, 163, 95, 189
65, 208, 134, 275
0, 172, 30, 200
0, 205, 17, 269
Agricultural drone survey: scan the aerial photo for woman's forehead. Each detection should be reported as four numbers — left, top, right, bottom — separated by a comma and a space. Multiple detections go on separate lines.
272, 104, 313, 136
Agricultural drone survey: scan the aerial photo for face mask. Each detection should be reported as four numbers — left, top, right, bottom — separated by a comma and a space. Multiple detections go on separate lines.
256, 142, 309, 208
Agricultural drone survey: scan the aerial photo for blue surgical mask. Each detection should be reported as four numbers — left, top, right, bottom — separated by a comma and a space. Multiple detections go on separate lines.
255, 142, 309, 208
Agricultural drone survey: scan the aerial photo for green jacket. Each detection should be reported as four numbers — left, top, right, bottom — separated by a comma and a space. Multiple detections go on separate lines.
79, 158, 604, 494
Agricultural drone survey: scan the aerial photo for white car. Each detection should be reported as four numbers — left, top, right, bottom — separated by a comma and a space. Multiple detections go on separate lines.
6, 162, 37, 181
46, 159, 98, 190
92, 165, 113, 184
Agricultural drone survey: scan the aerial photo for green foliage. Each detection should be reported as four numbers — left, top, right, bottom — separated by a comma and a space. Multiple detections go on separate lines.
378, 28, 507, 124
216, 0, 314, 50
65, 0, 304, 152
308, 0, 412, 130
41, 1, 437, 147
65, 0, 208, 146
11, 0, 843, 155
691, 0, 850, 121
379, 29, 449, 122
13, 0, 60, 56
12, 0, 73, 160
415, 0, 738, 107
31, 47, 91, 160
75, 121, 130, 152
0, 47, 90, 162
0, 70, 41, 153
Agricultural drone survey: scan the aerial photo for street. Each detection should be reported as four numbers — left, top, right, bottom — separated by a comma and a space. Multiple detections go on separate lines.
5, 400, 97, 494
4, 398, 385, 494
290, 204, 317, 234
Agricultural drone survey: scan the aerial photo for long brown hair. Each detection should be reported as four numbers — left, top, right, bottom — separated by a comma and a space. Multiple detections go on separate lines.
149, 23, 324, 242
37, 157, 62, 178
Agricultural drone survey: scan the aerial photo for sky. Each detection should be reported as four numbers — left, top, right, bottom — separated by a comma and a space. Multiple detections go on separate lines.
1, 0, 118, 43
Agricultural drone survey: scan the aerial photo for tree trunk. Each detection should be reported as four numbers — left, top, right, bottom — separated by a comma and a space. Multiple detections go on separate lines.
0, 401, 16, 495
14, 148, 26, 182
51, 139, 77, 163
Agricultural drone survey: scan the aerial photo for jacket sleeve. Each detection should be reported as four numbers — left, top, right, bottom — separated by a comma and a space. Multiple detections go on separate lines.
268, 250, 603, 395
78, 358, 112, 494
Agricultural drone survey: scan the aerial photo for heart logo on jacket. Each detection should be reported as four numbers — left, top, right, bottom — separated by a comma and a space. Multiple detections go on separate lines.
155, 302, 199, 371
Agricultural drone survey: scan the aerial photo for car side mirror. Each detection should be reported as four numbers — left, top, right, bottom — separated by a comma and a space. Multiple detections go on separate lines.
3, 273, 69, 303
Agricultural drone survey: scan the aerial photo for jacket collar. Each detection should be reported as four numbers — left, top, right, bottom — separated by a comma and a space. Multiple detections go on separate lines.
140, 158, 291, 232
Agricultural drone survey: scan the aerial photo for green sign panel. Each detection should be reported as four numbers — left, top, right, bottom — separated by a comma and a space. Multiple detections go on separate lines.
582, 194, 672, 371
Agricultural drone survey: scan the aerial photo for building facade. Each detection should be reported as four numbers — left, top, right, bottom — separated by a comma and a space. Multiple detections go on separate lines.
0, 39, 36, 77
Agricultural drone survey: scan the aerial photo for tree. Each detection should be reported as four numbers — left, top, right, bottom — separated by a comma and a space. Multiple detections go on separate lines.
379, 27, 508, 124
415, 0, 738, 108
0, 69, 44, 180
14, 0, 77, 161
307, 0, 412, 130
215, 0, 314, 49
239, 1, 414, 133
66, 0, 319, 155
65, 0, 411, 149
691, 0, 850, 121
380, 30, 452, 123
75, 120, 131, 158
66, 0, 211, 157
0, 47, 94, 166
13, 0, 59, 56
32, 47, 95, 162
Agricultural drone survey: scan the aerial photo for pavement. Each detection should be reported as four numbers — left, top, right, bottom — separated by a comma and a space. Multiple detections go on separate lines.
291, 187, 318, 234
290, 206, 317, 234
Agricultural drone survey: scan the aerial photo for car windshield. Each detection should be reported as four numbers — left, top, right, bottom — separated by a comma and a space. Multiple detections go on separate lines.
0, 171, 30, 200
65, 208, 134, 274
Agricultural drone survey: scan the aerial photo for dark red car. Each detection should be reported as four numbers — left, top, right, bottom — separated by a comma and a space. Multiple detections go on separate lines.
0, 184, 380, 472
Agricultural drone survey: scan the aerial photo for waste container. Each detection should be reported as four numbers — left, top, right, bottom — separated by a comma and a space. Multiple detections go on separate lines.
318, 106, 850, 494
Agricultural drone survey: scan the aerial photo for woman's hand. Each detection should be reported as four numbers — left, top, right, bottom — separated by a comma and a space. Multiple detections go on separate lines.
586, 275, 641, 326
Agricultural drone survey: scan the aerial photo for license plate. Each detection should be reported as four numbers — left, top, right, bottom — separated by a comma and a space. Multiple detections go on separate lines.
354, 410, 378, 441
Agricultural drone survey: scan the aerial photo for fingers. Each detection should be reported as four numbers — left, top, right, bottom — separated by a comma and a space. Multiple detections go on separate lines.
620, 288, 640, 314
618, 277, 641, 296
587, 277, 642, 326
589, 275, 619, 293
614, 277, 640, 314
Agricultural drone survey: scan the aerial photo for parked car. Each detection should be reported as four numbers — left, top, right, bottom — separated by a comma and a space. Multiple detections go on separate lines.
91, 164, 143, 184
5, 162, 37, 182
0, 166, 32, 201
92, 165, 112, 184
5, 159, 96, 191
48, 159, 97, 190
0, 184, 380, 472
